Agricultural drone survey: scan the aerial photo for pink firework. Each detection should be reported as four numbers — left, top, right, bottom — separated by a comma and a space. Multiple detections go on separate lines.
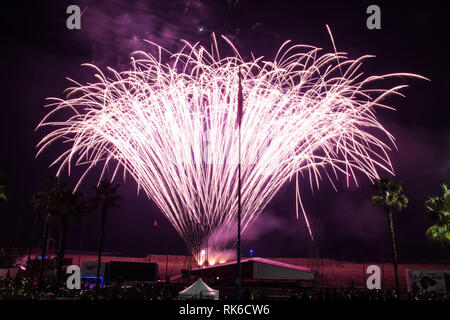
37, 35, 424, 264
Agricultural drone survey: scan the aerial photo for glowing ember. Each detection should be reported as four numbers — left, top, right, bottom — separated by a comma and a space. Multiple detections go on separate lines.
37, 34, 424, 262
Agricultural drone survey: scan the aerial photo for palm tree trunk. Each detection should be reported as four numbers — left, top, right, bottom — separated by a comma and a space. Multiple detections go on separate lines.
387, 210, 400, 293
26, 215, 38, 272
55, 217, 69, 292
95, 204, 107, 298
38, 216, 50, 290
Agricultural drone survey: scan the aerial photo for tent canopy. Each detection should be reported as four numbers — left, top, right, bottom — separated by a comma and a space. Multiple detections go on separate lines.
178, 278, 219, 300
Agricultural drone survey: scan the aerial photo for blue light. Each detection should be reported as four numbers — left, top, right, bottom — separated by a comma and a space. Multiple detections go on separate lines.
81, 276, 104, 285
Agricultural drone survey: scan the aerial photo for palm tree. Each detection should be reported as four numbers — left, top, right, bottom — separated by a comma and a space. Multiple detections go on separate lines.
53, 184, 87, 291
425, 183, 450, 245
91, 180, 122, 298
370, 177, 408, 293
32, 178, 88, 291
31, 177, 60, 289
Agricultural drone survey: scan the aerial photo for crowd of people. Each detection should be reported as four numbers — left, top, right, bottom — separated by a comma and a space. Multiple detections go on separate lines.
285, 287, 449, 301
0, 275, 184, 300
0, 275, 448, 301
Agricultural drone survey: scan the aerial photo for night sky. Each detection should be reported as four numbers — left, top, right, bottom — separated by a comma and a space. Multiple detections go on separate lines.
0, 1, 448, 262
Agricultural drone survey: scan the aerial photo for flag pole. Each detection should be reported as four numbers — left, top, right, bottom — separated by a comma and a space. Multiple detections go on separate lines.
237, 67, 243, 300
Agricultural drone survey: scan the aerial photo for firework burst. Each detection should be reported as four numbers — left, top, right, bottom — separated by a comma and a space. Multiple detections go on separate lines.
37, 34, 424, 264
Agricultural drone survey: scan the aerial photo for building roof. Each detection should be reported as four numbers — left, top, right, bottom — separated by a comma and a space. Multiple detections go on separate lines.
191, 257, 314, 281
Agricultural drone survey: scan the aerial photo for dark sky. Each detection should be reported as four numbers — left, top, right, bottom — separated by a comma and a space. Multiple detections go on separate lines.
0, 0, 449, 262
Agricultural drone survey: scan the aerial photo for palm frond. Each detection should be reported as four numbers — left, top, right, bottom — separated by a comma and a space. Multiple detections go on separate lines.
370, 177, 408, 213
425, 183, 450, 245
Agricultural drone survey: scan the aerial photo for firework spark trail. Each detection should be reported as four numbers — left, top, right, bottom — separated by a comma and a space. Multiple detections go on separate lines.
37, 35, 425, 263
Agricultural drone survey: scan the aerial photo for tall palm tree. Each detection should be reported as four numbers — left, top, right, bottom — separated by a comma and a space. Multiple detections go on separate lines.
53, 184, 87, 291
31, 177, 60, 289
32, 178, 88, 291
425, 183, 450, 245
370, 177, 408, 293
91, 180, 122, 298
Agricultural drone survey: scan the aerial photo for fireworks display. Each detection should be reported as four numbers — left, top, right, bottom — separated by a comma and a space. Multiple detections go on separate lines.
37, 34, 423, 264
